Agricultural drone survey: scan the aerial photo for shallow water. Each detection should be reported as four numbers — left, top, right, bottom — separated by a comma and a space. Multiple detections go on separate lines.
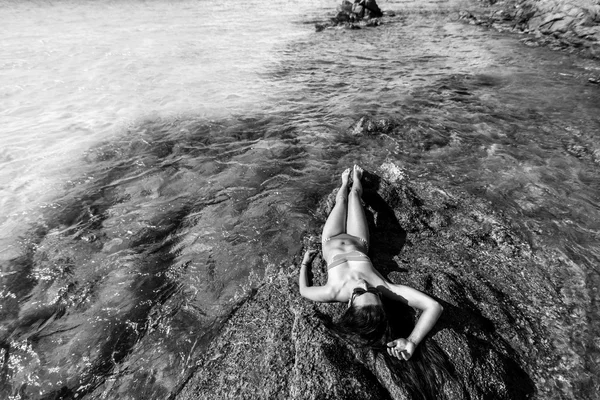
1, 0, 599, 398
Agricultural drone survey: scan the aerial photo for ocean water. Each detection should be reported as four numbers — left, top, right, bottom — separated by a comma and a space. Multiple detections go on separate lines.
1, 0, 599, 398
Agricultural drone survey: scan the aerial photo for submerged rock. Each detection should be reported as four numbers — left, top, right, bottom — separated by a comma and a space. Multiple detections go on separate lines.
349, 116, 397, 136
175, 161, 587, 399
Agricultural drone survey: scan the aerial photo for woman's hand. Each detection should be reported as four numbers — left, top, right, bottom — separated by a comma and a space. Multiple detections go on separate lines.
386, 338, 416, 361
301, 249, 318, 266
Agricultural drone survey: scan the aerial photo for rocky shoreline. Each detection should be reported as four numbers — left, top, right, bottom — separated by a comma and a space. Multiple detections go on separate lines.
175, 161, 593, 400
460, 0, 600, 61
315, 0, 600, 65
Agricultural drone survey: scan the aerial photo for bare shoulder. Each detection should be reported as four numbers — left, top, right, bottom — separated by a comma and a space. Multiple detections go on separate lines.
300, 283, 337, 303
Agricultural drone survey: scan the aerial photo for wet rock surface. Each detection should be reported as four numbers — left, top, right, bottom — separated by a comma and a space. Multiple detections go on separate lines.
175, 161, 592, 399
314, 0, 390, 31
349, 116, 397, 136
459, 0, 600, 59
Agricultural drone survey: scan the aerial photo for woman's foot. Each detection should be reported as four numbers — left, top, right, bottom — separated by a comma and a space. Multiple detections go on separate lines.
341, 168, 351, 187
353, 164, 363, 182
334, 168, 351, 204
351, 165, 364, 196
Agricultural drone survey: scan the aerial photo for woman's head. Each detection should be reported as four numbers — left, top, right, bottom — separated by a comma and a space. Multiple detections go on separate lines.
348, 286, 382, 308
333, 284, 458, 400
338, 285, 388, 348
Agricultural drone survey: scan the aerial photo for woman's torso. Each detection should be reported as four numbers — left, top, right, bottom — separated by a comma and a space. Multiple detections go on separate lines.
323, 235, 387, 301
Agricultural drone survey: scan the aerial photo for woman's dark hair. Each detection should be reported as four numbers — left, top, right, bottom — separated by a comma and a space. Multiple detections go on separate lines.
333, 304, 463, 400
336, 304, 390, 348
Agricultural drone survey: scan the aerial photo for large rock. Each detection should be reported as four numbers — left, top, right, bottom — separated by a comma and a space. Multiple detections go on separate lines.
175, 161, 588, 399
464, 0, 600, 58
316, 0, 386, 31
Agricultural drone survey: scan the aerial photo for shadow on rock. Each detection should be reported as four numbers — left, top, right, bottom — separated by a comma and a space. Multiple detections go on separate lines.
174, 162, 540, 400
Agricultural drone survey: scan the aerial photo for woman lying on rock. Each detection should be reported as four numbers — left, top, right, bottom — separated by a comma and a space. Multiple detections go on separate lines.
299, 165, 443, 361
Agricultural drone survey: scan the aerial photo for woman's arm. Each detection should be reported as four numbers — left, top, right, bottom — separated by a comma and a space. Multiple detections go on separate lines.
298, 249, 335, 302
382, 283, 443, 360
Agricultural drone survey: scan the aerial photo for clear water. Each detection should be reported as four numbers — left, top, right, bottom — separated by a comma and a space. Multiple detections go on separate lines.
1, 0, 599, 398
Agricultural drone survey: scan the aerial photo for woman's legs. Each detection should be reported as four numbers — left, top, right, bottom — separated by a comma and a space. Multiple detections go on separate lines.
321, 168, 351, 244
346, 165, 369, 248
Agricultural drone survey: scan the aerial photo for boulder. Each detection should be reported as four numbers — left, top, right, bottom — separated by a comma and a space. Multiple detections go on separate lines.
470, 0, 600, 58
175, 161, 585, 399
334, 0, 383, 24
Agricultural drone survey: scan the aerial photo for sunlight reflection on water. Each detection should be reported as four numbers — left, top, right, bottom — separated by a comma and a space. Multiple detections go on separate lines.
1, 0, 599, 398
